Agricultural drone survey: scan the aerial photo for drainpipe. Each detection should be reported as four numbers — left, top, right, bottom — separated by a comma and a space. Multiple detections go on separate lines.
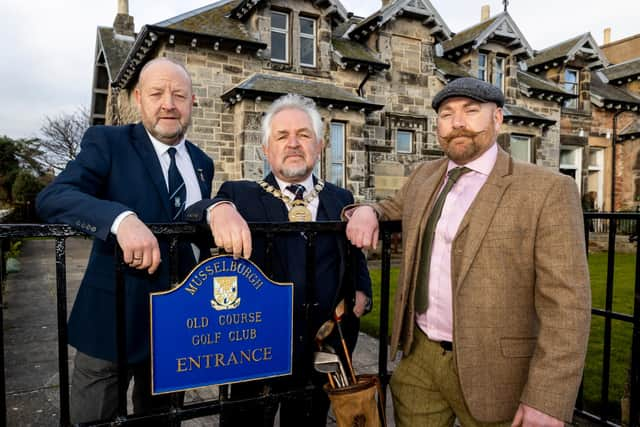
358, 66, 372, 97
611, 110, 624, 211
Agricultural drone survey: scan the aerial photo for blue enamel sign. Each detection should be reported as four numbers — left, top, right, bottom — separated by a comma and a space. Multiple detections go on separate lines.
150, 256, 293, 394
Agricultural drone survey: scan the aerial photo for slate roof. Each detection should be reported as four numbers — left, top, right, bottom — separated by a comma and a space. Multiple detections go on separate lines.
591, 71, 640, 109
441, 15, 498, 53
601, 58, 640, 84
518, 70, 578, 99
154, 0, 258, 44
527, 33, 609, 71
503, 104, 556, 127
97, 26, 135, 80
434, 57, 472, 79
440, 13, 532, 59
221, 74, 384, 112
332, 38, 388, 68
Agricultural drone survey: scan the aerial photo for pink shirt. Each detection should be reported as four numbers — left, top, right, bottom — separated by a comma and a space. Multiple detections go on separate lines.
416, 143, 498, 342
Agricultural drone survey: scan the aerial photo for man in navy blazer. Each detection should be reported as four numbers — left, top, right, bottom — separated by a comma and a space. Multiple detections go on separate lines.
185, 94, 372, 426
36, 58, 214, 424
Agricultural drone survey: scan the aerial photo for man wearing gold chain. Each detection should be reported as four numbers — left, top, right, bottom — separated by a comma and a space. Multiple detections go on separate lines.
186, 93, 372, 426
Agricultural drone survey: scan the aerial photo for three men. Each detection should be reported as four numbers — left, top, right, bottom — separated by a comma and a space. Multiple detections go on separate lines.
36, 58, 214, 423
186, 93, 372, 426
346, 77, 591, 426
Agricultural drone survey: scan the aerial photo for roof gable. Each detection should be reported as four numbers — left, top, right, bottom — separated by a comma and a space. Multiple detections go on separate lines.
348, 0, 451, 42
517, 70, 576, 104
96, 26, 135, 81
441, 13, 532, 60
601, 58, 640, 85
527, 33, 609, 72
229, 0, 349, 22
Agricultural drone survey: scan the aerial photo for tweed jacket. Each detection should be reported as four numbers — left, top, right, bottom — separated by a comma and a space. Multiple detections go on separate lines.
376, 148, 591, 422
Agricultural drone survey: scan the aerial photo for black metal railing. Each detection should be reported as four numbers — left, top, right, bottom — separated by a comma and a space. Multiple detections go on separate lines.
1, 215, 639, 426
577, 213, 640, 426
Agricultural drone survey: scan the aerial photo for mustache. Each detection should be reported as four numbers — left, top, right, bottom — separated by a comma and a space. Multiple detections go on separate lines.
442, 129, 485, 143
284, 150, 305, 158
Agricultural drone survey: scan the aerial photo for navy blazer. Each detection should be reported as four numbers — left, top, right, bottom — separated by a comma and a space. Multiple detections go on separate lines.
186, 173, 371, 373
36, 123, 214, 363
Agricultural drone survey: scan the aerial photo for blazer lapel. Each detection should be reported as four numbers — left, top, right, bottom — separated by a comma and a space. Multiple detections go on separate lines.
453, 149, 513, 291
185, 141, 211, 199
130, 124, 172, 219
410, 159, 449, 242
259, 173, 291, 276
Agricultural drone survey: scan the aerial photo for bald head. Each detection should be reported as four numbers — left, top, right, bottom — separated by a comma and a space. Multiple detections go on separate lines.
134, 58, 195, 145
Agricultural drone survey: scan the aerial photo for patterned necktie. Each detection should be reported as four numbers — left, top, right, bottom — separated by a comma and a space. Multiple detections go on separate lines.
167, 147, 186, 221
414, 167, 471, 313
286, 184, 306, 201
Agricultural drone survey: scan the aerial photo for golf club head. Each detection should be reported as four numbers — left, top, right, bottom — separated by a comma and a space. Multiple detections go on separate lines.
314, 319, 335, 344
334, 299, 346, 321
314, 351, 349, 387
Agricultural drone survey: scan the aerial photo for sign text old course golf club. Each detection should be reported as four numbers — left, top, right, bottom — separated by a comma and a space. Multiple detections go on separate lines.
150, 256, 294, 394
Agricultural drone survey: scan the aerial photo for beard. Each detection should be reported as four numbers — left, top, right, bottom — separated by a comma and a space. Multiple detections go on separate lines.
280, 164, 312, 179
149, 118, 190, 144
439, 129, 488, 163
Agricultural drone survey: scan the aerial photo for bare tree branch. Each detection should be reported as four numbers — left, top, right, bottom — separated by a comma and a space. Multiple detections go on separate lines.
38, 107, 89, 172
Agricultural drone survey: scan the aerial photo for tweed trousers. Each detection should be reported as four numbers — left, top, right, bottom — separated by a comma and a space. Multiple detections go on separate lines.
390, 330, 511, 427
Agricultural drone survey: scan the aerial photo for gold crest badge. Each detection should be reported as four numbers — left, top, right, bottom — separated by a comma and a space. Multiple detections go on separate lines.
211, 276, 241, 310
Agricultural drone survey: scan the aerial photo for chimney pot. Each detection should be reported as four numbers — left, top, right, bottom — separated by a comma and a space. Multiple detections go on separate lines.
603, 27, 611, 45
481, 5, 490, 22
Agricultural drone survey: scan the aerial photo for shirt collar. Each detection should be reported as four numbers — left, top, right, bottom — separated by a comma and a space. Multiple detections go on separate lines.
275, 174, 315, 195
447, 142, 497, 176
145, 129, 187, 158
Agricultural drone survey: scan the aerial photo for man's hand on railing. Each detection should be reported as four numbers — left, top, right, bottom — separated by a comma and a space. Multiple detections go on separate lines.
345, 206, 379, 250
208, 203, 252, 259
116, 214, 161, 274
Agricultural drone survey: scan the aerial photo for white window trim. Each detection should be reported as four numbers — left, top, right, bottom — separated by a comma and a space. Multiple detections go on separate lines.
396, 130, 413, 154
563, 68, 579, 109
329, 122, 346, 187
299, 16, 316, 68
560, 145, 583, 192
478, 53, 487, 81
510, 134, 532, 163
494, 56, 505, 91
271, 11, 289, 63
587, 148, 604, 210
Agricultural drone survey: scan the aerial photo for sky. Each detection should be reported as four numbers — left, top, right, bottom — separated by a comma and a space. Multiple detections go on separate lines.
1, 0, 638, 140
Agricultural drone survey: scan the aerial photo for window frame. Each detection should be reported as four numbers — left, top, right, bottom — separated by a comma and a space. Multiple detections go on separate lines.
328, 121, 346, 188
396, 129, 413, 154
270, 10, 290, 64
478, 53, 488, 81
509, 134, 533, 163
563, 68, 580, 109
493, 56, 505, 91
299, 15, 317, 68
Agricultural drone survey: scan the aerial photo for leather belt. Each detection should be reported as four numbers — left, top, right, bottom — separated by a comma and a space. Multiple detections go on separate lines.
439, 341, 453, 352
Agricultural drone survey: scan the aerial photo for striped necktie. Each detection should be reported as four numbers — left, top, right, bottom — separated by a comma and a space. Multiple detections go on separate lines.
167, 147, 186, 221
286, 184, 306, 201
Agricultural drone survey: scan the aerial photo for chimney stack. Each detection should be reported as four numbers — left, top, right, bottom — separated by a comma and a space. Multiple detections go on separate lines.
481, 5, 490, 22
113, 0, 134, 37
603, 28, 611, 45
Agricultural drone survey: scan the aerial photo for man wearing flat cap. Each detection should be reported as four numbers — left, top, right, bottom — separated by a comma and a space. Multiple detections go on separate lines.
346, 77, 591, 426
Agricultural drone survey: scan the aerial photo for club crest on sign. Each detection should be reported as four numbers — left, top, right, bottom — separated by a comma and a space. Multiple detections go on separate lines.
211, 276, 241, 310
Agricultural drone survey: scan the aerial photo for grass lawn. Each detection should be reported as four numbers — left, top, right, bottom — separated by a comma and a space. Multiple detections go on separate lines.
362, 252, 636, 418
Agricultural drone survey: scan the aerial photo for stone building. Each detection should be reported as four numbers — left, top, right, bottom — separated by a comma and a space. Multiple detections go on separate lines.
90, 0, 639, 205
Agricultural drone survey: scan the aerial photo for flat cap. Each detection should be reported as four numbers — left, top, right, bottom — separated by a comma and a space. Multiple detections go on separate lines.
432, 77, 505, 111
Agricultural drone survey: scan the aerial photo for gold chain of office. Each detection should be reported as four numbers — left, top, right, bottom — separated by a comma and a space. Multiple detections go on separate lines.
258, 180, 325, 222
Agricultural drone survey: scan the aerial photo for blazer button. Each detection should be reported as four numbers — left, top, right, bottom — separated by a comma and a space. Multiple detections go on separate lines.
91, 226, 97, 232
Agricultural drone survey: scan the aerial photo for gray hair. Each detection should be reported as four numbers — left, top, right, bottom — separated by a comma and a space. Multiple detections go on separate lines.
261, 94, 323, 146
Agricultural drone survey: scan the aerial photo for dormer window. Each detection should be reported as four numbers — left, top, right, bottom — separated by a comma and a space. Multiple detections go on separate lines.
478, 53, 488, 81
299, 16, 316, 67
563, 68, 579, 109
271, 11, 289, 63
494, 56, 505, 91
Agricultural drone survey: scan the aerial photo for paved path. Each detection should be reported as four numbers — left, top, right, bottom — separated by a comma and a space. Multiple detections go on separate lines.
3, 238, 399, 426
